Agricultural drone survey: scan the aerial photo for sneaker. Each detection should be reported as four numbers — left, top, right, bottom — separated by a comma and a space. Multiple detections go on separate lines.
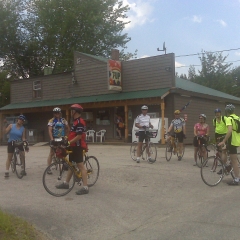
4, 172, 9, 178
178, 156, 182, 161
76, 187, 89, 195
47, 169, 52, 175
136, 158, 140, 163
148, 157, 155, 163
21, 170, 27, 176
56, 182, 69, 189
227, 179, 239, 186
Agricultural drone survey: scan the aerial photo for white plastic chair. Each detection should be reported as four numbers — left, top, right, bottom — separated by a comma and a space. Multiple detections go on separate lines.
96, 129, 106, 142
86, 130, 95, 142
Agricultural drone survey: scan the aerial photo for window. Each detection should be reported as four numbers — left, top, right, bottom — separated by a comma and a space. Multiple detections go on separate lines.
33, 80, 42, 98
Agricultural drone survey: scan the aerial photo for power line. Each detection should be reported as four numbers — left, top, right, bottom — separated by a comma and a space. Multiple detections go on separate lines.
175, 47, 240, 58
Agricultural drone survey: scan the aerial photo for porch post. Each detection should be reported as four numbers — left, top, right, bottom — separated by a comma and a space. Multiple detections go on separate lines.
124, 105, 128, 142
66, 109, 70, 124
161, 99, 165, 144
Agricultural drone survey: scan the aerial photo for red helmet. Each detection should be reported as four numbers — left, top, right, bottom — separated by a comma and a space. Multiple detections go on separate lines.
70, 104, 83, 113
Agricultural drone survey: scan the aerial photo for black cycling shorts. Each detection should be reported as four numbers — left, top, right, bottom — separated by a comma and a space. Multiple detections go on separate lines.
138, 131, 150, 143
69, 146, 84, 163
215, 133, 225, 143
193, 136, 207, 147
171, 132, 184, 143
7, 142, 24, 154
227, 135, 238, 154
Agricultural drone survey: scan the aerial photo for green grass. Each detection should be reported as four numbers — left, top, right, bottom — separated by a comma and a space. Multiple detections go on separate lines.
0, 209, 48, 240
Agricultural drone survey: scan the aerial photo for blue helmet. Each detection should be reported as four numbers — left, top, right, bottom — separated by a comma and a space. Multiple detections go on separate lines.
214, 108, 221, 113
18, 115, 26, 121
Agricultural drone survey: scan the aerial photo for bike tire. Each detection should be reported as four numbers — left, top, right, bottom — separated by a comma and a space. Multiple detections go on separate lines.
165, 141, 172, 161
177, 144, 185, 158
10, 158, 16, 173
42, 161, 75, 197
237, 152, 240, 167
146, 142, 157, 164
84, 156, 100, 187
201, 156, 224, 187
15, 152, 24, 179
196, 150, 204, 168
130, 141, 138, 161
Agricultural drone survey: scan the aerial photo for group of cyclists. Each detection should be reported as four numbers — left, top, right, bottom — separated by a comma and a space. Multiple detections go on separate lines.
3, 102, 240, 189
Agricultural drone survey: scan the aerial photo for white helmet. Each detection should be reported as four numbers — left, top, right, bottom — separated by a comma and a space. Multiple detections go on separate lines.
141, 105, 148, 110
53, 107, 61, 112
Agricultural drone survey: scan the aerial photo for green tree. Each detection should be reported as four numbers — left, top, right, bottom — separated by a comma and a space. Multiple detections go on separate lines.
0, 71, 10, 107
0, 0, 133, 78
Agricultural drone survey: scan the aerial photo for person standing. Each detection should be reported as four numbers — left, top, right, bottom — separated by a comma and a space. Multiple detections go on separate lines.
47, 107, 69, 174
135, 105, 154, 163
213, 108, 228, 171
56, 104, 89, 195
115, 113, 124, 140
193, 114, 209, 166
3, 115, 27, 177
167, 110, 186, 161
218, 104, 240, 185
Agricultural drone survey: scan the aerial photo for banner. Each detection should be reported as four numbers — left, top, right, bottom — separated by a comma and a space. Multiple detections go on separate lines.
108, 60, 122, 91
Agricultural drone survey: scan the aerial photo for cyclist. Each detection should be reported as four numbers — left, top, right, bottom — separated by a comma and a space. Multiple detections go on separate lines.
3, 115, 28, 177
47, 107, 70, 174
213, 108, 228, 172
193, 114, 209, 166
167, 110, 186, 161
135, 105, 154, 163
218, 104, 240, 185
56, 104, 89, 195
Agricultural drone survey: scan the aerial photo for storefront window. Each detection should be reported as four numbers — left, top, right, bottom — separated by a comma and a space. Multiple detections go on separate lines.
96, 110, 110, 125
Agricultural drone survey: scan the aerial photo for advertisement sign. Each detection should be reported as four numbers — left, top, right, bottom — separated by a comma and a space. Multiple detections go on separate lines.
108, 60, 122, 91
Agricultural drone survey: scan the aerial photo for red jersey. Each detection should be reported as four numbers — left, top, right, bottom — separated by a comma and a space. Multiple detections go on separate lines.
68, 117, 87, 149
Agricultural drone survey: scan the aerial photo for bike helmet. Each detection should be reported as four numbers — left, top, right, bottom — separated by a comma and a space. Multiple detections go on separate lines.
18, 115, 26, 121
141, 105, 148, 110
199, 114, 206, 120
70, 104, 83, 113
174, 110, 181, 114
225, 104, 235, 114
53, 107, 61, 112
214, 108, 221, 113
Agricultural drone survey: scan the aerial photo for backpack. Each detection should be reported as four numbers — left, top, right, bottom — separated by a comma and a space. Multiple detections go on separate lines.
228, 116, 240, 133
213, 116, 226, 127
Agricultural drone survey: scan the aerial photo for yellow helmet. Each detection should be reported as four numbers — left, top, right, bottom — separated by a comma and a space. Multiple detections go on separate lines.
174, 110, 180, 114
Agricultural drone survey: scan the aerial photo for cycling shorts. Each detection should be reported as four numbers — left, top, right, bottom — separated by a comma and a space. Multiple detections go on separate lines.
215, 133, 225, 143
193, 136, 207, 147
69, 146, 83, 163
138, 131, 150, 143
172, 132, 184, 143
7, 142, 24, 154
227, 135, 238, 154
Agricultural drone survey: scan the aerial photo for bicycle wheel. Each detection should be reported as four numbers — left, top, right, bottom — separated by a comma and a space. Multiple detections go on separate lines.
177, 144, 185, 158
165, 141, 172, 161
42, 161, 75, 197
15, 152, 25, 179
201, 156, 224, 187
130, 141, 138, 161
10, 157, 16, 173
196, 150, 204, 168
84, 156, 100, 187
237, 152, 240, 167
147, 142, 157, 163
206, 144, 216, 157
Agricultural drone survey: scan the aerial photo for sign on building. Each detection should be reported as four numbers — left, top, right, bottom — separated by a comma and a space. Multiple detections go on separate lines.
107, 60, 122, 91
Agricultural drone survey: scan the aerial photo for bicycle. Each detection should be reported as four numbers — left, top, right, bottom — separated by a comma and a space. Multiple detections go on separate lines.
10, 140, 29, 179
130, 130, 157, 164
195, 135, 210, 168
201, 144, 240, 187
165, 133, 185, 161
42, 138, 100, 197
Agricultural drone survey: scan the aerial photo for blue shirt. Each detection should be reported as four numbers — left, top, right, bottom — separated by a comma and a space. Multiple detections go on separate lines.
48, 118, 68, 138
8, 124, 24, 142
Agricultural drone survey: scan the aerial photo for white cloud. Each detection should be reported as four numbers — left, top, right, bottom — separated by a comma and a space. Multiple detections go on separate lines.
175, 61, 185, 68
122, 0, 154, 29
235, 51, 240, 56
216, 19, 227, 27
192, 15, 202, 23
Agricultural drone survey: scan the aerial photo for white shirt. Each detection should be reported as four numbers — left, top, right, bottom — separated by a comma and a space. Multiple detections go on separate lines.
135, 114, 151, 131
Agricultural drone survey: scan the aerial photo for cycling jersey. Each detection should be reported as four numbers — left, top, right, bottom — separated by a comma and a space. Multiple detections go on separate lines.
194, 123, 209, 136
213, 116, 227, 134
170, 118, 185, 133
135, 114, 151, 131
68, 117, 87, 148
226, 114, 240, 146
48, 118, 68, 138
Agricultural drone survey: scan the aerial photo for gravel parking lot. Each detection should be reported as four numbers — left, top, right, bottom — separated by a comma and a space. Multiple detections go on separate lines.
0, 144, 240, 240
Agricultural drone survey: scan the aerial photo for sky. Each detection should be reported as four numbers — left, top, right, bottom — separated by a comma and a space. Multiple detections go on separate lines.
122, 0, 240, 77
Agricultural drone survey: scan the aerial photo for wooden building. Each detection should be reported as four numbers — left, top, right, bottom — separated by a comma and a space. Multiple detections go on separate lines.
1, 50, 240, 144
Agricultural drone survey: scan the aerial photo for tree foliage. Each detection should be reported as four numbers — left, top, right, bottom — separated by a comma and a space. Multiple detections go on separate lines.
0, 0, 133, 78
0, 71, 11, 107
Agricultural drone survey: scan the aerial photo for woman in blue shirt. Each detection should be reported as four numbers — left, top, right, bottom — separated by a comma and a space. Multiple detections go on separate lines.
3, 115, 27, 178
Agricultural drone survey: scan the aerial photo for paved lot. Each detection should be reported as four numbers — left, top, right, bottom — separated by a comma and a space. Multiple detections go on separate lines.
0, 144, 240, 240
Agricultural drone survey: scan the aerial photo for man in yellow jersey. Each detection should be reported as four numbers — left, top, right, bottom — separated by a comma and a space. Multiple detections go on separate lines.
218, 104, 240, 185
213, 108, 228, 174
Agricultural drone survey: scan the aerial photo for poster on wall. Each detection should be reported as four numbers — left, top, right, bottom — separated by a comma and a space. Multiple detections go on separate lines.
107, 60, 122, 91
